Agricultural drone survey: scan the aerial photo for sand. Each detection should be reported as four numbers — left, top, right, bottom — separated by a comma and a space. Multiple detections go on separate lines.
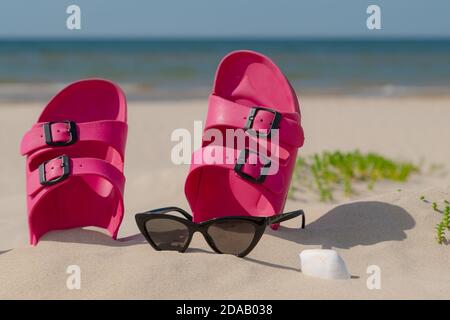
0, 95, 449, 299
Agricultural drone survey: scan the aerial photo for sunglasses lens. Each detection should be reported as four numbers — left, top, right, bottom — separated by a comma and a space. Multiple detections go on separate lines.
208, 220, 257, 255
145, 218, 190, 251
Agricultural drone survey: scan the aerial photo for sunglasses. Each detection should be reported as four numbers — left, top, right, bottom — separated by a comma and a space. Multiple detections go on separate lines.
135, 207, 305, 257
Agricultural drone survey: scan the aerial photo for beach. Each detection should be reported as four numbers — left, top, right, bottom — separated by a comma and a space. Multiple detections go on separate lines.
0, 94, 449, 299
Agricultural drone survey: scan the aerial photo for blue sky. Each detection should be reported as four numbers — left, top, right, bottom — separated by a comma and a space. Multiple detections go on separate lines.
0, 0, 449, 38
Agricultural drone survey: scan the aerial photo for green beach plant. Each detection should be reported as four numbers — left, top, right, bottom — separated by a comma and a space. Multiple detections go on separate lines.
432, 202, 438, 211
443, 206, 450, 229
423, 199, 450, 244
436, 203, 450, 244
290, 150, 419, 201
436, 222, 446, 244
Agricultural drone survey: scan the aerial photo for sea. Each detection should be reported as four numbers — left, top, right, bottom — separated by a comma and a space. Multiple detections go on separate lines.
0, 38, 449, 101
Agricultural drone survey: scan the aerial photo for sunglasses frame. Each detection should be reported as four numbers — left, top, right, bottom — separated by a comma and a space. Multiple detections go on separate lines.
135, 207, 305, 257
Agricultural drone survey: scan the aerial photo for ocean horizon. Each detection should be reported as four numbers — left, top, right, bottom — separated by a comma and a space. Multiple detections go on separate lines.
1, 38, 450, 101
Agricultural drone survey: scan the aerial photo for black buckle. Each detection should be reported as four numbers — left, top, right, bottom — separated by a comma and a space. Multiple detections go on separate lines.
244, 107, 281, 138
39, 155, 71, 186
234, 149, 271, 184
43, 121, 77, 147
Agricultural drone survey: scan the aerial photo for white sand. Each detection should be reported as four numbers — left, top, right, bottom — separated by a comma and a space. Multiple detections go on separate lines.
0, 95, 449, 299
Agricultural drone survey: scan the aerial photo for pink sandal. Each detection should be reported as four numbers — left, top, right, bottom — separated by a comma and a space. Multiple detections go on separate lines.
20, 79, 128, 245
185, 50, 304, 225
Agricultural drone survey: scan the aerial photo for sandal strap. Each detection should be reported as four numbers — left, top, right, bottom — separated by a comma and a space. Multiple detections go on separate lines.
188, 145, 285, 195
20, 120, 127, 158
27, 155, 125, 197
205, 95, 304, 148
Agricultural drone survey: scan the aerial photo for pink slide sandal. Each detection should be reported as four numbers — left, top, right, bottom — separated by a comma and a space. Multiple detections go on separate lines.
20, 79, 128, 245
185, 50, 304, 225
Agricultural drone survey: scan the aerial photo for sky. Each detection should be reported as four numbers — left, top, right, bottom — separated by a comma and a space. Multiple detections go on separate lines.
0, 0, 449, 39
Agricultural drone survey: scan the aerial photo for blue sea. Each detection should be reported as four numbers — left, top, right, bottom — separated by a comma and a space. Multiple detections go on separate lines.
1, 39, 449, 101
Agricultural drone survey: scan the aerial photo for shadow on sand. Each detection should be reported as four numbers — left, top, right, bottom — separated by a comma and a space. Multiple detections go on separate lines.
42, 229, 301, 271
186, 247, 299, 272
39, 201, 415, 273
0, 249, 12, 256
42, 229, 147, 247
267, 201, 416, 249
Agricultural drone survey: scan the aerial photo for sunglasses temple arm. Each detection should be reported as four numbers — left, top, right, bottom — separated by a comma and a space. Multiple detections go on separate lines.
175, 208, 193, 221
268, 210, 305, 229
149, 206, 193, 221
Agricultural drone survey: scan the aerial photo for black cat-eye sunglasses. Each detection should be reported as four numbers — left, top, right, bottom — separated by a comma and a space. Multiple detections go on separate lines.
135, 207, 305, 257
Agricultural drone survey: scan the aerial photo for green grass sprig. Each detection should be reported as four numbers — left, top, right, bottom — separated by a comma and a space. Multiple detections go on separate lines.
443, 206, 450, 230
290, 150, 419, 201
423, 198, 450, 244
436, 222, 447, 244
436, 203, 450, 244
432, 202, 438, 211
